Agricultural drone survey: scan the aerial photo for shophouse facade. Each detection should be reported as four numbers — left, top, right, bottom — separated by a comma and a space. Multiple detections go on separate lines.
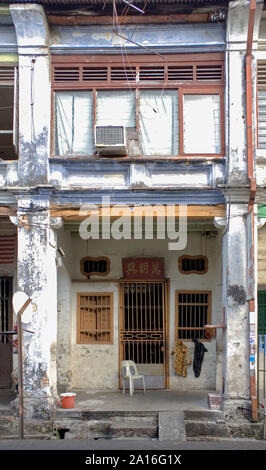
0, 0, 264, 422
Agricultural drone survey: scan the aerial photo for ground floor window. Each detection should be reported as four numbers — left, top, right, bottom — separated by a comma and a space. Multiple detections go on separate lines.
175, 290, 211, 341
77, 292, 113, 344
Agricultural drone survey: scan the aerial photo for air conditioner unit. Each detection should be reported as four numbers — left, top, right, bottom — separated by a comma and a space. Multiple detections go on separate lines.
94, 125, 127, 156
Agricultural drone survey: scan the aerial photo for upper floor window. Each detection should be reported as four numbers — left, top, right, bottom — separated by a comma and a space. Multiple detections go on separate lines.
52, 54, 224, 159
0, 66, 18, 160
257, 61, 266, 148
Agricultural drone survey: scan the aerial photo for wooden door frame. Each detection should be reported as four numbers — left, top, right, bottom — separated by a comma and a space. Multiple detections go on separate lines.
118, 278, 170, 390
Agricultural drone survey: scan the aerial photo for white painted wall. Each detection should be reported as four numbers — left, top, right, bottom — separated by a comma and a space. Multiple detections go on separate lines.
57, 229, 222, 391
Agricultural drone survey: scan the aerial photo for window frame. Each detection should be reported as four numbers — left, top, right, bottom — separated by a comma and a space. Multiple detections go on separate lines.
80, 256, 111, 277
0, 64, 18, 160
77, 292, 113, 345
175, 290, 212, 342
178, 255, 208, 275
51, 53, 225, 160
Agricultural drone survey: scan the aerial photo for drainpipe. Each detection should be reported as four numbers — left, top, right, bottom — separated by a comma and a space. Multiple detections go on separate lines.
246, 0, 256, 208
246, 0, 258, 422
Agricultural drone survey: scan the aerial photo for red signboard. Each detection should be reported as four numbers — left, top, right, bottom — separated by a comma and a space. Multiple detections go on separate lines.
122, 258, 165, 279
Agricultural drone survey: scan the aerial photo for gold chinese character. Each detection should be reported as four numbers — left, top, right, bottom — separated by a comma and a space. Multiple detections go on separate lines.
126, 262, 136, 275
140, 262, 149, 274
152, 262, 161, 276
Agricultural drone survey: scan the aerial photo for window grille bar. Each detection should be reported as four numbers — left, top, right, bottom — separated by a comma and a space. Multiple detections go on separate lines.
176, 291, 211, 341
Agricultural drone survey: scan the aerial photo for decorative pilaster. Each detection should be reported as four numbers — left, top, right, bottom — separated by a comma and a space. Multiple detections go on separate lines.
222, 199, 251, 419
10, 194, 57, 419
10, 4, 51, 186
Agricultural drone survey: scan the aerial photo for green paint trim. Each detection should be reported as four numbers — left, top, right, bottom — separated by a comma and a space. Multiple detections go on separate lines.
0, 54, 18, 64
0, 6, 11, 16
258, 204, 266, 218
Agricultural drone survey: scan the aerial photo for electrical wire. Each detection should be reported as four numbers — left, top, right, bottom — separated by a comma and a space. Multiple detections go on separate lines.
112, 0, 170, 119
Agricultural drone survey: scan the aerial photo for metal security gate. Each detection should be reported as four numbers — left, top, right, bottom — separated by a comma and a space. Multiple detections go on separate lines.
258, 335, 266, 403
119, 281, 167, 389
258, 292, 266, 404
0, 277, 13, 388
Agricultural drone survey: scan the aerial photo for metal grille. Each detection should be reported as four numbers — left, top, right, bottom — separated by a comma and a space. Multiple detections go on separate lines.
83, 67, 108, 81
139, 66, 165, 81
0, 278, 12, 344
257, 62, 266, 86
111, 67, 136, 81
168, 65, 193, 80
81, 257, 110, 276
258, 335, 266, 401
53, 67, 80, 81
77, 293, 113, 344
258, 90, 266, 148
53, 62, 223, 84
120, 282, 165, 365
176, 291, 211, 340
95, 125, 125, 145
196, 64, 223, 80
0, 67, 15, 84
0, 234, 16, 264
258, 291, 266, 335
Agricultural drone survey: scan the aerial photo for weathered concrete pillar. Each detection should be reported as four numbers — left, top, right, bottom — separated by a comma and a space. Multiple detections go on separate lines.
11, 195, 57, 419
10, 4, 50, 186
222, 200, 250, 419
225, 0, 263, 185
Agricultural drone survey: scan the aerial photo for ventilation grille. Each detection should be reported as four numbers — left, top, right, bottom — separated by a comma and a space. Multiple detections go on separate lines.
53, 67, 80, 81
80, 256, 110, 277
0, 67, 15, 83
196, 64, 223, 81
168, 65, 194, 80
257, 62, 266, 86
83, 67, 108, 81
95, 125, 125, 146
178, 255, 208, 274
111, 66, 136, 81
139, 66, 164, 81
53, 62, 223, 84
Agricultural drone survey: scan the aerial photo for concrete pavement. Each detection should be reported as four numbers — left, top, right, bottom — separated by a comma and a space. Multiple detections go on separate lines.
0, 437, 265, 450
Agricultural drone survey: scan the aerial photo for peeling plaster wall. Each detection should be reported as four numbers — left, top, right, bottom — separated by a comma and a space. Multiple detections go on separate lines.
57, 230, 72, 392
222, 203, 250, 401
14, 198, 58, 418
71, 282, 119, 390
57, 231, 222, 391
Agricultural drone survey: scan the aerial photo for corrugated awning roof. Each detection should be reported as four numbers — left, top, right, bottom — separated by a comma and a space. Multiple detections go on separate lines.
0, 0, 230, 4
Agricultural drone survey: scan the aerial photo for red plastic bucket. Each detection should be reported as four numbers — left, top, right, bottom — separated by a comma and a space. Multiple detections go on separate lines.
60, 393, 76, 409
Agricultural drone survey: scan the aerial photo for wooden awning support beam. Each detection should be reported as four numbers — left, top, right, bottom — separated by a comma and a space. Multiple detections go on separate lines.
0, 206, 16, 217
51, 204, 226, 221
